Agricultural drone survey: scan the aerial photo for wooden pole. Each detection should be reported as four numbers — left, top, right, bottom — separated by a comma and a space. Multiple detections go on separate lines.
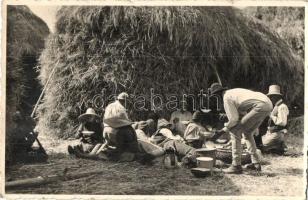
30, 65, 58, 118
212, 65, 222, 85
6, 164, 122, 189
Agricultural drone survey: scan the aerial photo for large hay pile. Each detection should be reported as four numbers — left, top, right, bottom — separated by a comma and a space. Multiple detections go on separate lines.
37, 6, 303, 138
242, 7, 304, 59
6, 6, 49, 161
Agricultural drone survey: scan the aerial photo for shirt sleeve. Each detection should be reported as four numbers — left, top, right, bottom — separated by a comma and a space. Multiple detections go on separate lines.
223, 95, 240, 130
200, 130, 215, 138
183, 124, 196, 139
272, 104, 289, 126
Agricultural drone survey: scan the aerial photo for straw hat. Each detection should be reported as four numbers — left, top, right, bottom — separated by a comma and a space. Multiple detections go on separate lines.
78, 108, 100, 122
267, 85, 282, 96
117, 92, 129, 100
209, 83, 228, 96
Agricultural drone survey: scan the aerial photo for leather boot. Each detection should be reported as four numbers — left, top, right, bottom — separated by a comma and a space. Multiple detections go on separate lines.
244, 163, 262, 171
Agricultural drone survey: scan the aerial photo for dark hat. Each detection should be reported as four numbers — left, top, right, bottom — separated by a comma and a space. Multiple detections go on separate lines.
192, 111, 204, 122
209, 83, 227, 96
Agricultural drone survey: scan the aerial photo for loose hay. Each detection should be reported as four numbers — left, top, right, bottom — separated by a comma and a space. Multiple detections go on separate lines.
37, 6, 303, 138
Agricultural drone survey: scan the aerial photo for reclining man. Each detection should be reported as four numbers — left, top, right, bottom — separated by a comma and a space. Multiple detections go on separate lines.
210, 83, 273, 174
150, 118, 202, 168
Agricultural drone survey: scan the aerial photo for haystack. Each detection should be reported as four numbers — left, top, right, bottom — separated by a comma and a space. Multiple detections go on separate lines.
37, 6, 303, 138
243, 7, 304, 59
6, 6, 49, 162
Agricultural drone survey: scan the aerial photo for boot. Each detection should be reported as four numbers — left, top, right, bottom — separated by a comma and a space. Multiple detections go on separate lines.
181, 154, 197, 168
223, 165, 243, 174
67, 145, 74, 155
244, 163, 261, 171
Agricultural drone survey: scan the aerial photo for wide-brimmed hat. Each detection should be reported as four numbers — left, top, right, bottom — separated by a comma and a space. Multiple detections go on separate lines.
267, 85, 282, 96
157, 118, 172, 129
117, 92, 129, 100
209, 83, 227, 96
78, 108, 100, 122
136, 119, 155, 130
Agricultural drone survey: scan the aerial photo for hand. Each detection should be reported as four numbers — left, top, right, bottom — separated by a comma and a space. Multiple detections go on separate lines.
210, 129, 226, 141
219, 113, 227, 121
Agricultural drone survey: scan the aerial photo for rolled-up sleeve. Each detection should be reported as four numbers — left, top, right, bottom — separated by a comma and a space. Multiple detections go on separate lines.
223, 96, 239, 131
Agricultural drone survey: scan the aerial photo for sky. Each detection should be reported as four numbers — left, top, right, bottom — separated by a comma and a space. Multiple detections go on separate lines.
28, 5, 59, 32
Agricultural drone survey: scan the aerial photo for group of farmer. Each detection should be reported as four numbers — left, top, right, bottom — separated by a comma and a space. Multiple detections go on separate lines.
68, 83, 289, 174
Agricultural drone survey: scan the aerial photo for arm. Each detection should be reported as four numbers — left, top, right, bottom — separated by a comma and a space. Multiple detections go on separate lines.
271, 105, 289, 126
222, 96, 240, 132
161, 128, 183, 141
200, 130, 215, 139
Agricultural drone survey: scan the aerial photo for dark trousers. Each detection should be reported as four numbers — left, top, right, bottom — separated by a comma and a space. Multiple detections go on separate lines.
104, 126, 140, 158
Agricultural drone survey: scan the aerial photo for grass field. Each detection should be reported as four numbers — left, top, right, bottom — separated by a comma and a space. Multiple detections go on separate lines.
5, 120, 305, 196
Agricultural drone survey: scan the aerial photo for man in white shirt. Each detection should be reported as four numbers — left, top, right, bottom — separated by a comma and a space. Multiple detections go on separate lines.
262, 85, 289, 154
103, 92, 140, 161
210, 83, 273, 174
184, 110, 215, 148
170, 101, 192, 137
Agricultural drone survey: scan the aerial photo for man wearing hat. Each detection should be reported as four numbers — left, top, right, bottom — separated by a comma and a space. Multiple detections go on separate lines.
262, 85, 289, 154
102, 92, 141, 161
210, 83, 273, 174
184, 110, 215, 148
68, 108, 104, 156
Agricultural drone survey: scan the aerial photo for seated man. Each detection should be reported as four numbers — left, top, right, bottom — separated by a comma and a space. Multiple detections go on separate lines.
170, 101, 192, 137
184, 110, 215, 148
262, 85, 289, 155
102, 92, 140, 161
68, 108, 104, 156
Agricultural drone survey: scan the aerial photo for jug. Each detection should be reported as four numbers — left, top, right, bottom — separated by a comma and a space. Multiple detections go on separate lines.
163, 147, 178, 169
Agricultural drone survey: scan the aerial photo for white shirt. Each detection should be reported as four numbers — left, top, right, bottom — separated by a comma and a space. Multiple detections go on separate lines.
223, 88, 272, 130
170, 110, 192, 135
184, 122, 214, 140
270, 100, 289, 127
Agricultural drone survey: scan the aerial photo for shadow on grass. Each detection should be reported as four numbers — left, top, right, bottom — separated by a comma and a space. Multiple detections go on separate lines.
6, 153, 241, 195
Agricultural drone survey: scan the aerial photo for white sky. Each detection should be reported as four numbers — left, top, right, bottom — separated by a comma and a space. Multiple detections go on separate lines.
28, 5, 59, 32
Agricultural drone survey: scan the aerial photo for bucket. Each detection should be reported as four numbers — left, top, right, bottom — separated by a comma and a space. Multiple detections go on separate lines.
196, 157, 214, 171
195, 147, 217, 165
